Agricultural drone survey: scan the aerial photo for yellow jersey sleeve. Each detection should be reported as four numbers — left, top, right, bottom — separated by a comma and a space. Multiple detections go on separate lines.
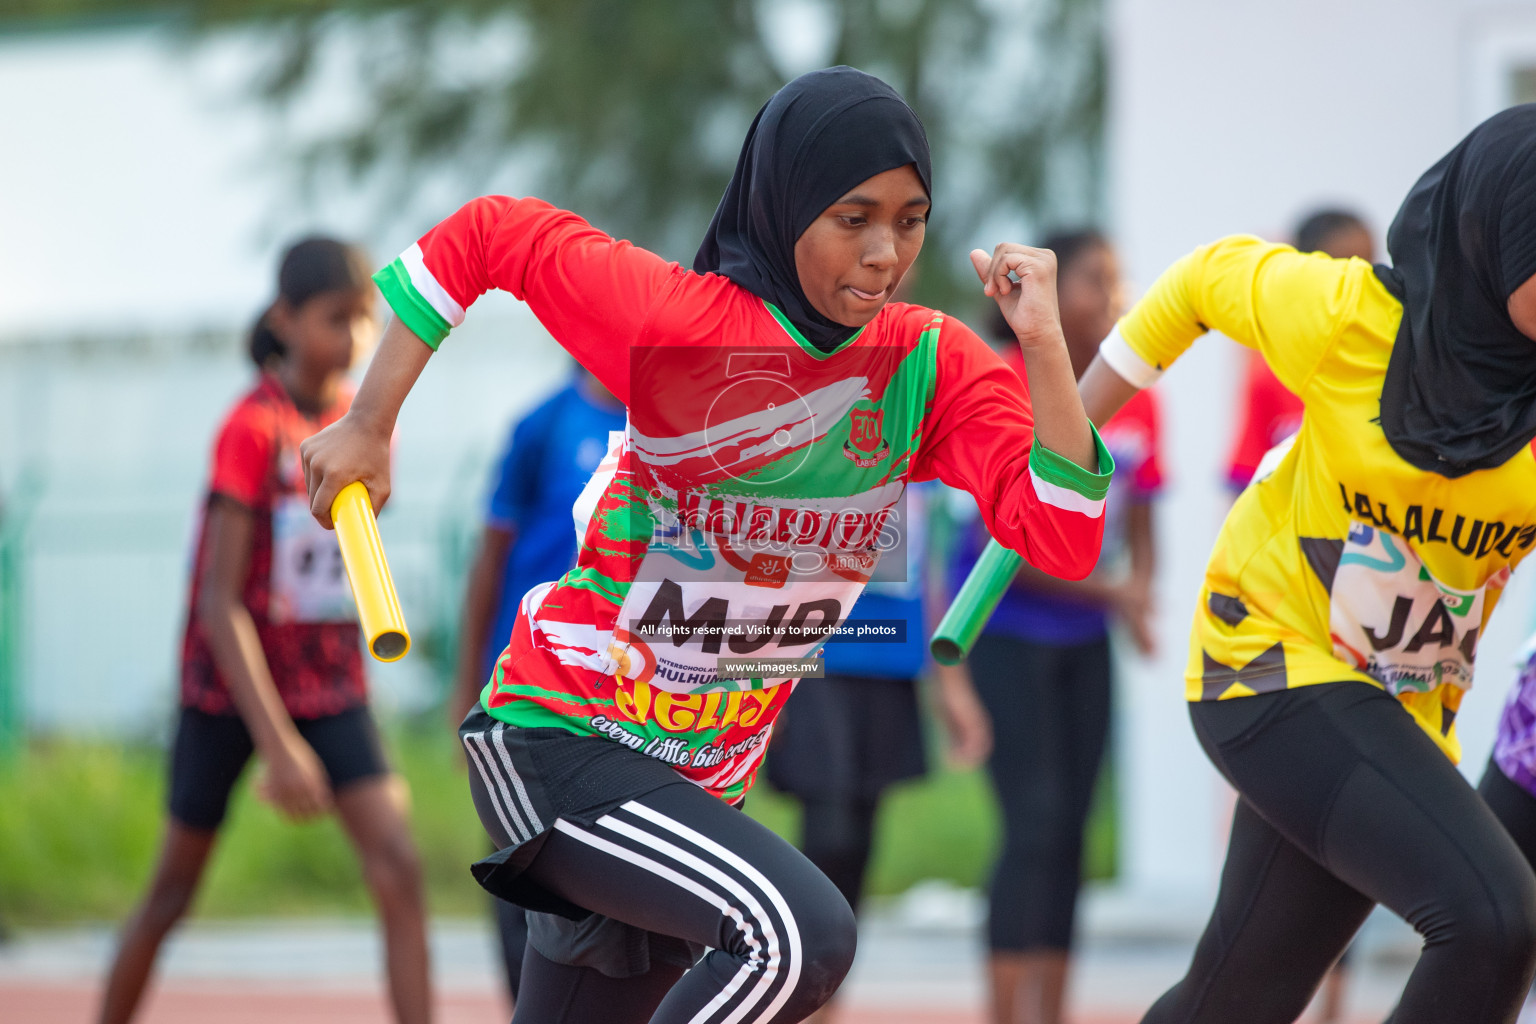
1102, 235, 1362, 401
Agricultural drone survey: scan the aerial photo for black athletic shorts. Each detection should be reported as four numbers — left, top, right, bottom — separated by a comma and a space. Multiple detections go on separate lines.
168, 704, 390, 830
460, 707, 701, 978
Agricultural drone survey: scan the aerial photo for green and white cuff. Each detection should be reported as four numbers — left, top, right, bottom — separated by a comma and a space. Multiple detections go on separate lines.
373, 244, 464, 351
1028, 423, 1115, 516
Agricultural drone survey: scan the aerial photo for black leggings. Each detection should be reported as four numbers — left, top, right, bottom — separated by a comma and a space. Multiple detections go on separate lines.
494, 898, 528, 1001
970, 633, 1111, 951
1144, 682, 1536, 1024
508, 783, 857, 1024
799, 796, 880, 914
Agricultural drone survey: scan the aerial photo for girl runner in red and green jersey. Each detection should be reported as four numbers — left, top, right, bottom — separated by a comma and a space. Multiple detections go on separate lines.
303, 67, 1112, 1024
99, 239, 432, 1024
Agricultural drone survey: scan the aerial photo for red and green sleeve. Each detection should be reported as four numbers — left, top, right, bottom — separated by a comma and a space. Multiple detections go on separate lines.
373, 196, 682, 404
915, 322, 1114, 581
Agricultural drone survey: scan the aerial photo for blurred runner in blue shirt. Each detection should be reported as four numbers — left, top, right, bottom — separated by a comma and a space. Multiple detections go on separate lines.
451, 366, 625, 1003
453, 368, 626, 699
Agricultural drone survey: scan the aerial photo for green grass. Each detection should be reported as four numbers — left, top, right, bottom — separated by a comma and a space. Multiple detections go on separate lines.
750, 757, 1117, 897
0, 725, 1115, 926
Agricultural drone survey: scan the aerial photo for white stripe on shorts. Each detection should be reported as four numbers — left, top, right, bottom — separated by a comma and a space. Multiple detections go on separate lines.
464, 732, 529, 842
491, 725, 545, 834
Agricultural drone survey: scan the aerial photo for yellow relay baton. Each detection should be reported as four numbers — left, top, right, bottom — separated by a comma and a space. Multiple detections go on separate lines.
331, 481, 411, 662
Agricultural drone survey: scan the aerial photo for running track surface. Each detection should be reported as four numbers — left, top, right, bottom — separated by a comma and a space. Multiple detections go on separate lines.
0, 983, 995, 1024
0, 982, 1389, 1024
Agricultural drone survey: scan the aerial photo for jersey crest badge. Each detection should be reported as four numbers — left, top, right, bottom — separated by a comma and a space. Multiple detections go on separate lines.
843, 408, 890, 468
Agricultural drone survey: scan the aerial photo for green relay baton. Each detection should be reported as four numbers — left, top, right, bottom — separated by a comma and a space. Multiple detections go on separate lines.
930, 539, 1023, 665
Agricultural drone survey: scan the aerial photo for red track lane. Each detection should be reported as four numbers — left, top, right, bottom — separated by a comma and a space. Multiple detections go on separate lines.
0, 982, 1392, 1024
0, 981, 1136, 1024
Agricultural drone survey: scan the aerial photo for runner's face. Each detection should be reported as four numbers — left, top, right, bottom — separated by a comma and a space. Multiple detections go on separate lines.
1315, 224, 1376, 262
278, 287, 378, 375
794, 164, 929, 328
1057, 242, 1124, 378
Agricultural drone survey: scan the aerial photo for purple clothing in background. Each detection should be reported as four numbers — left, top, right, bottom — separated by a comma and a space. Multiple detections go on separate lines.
951, 524, 1110, 644
948, 388, 1165, 647
1494, 650, 1536, 797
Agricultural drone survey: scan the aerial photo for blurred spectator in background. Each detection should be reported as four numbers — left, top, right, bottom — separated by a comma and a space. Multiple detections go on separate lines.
766, 480, 991, 1024
99, 238, 431, 1024
956, 230, 1162, 1024
1226, 210, 1375, 494
450, 365, 625, 1004
1221, 208, 1374, 1024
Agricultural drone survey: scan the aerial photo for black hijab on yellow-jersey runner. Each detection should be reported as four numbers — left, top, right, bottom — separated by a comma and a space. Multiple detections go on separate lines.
694, 66, 932, 353
1376, 103, 1536, 478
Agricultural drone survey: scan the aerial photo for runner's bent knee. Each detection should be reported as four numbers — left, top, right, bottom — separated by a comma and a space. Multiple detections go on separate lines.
779, 883, 857, 1016
1418, 857, 1536, 978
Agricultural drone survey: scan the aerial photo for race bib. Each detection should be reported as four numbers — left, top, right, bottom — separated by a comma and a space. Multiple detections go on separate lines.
609, 573, 863, 694
269, 494, 356, 624
601, 490, 893, 693
1328, 522, 1485, 695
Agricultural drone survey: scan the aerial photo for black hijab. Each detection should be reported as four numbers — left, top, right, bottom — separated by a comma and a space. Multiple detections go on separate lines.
1375, 103, 1536, 477
694, 66, 932, 352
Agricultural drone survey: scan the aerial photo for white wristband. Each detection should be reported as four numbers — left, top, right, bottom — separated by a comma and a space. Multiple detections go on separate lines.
1097, 324, 1164, 388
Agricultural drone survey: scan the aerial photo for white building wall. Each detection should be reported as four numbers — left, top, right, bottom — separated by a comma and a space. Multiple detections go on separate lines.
1106, 0, 1536, 902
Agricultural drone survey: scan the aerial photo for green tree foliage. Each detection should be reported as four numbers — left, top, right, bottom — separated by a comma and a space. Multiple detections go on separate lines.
7, 0, 1102, 310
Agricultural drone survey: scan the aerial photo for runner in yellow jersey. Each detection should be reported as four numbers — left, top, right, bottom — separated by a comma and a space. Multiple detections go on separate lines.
1079, 105, 1536, 1024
